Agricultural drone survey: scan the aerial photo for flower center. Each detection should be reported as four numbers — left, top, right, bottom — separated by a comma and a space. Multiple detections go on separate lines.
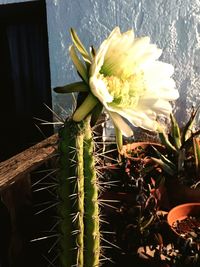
101, 73, 146, 108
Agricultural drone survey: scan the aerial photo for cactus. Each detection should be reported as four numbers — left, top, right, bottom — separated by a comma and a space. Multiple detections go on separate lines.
54, 28, 103, 267
57, 116, 100, 267
54, 26, 176, 266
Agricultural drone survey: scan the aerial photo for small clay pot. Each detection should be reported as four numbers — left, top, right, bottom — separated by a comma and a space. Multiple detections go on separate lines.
121, 142, 165, 162
167, 202, 200, 240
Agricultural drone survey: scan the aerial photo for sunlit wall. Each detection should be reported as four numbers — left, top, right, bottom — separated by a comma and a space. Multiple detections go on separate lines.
46, 0, 200, 125
1, 0, 199, 125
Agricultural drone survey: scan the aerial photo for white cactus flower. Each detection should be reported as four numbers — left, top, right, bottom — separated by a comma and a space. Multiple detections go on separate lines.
58, 27, 179, 150
89, 27, 179, 137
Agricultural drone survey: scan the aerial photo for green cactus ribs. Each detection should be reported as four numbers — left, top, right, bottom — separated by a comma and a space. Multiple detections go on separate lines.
57, 116, 100, 267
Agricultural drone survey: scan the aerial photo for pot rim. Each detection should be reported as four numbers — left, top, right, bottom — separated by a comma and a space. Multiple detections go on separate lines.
167, 202, 200, 240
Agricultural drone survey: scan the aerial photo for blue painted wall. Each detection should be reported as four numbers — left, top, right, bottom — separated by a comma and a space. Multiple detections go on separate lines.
46, 0, 200, 124
1, 0, 200, 124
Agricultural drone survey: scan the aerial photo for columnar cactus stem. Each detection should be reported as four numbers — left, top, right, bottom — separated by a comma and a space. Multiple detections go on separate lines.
58, 120, 83, 267
57, 116, 100, 267
84, 117, 100, 267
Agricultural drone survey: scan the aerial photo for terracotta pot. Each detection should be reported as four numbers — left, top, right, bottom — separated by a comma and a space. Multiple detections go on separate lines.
121, 141, 165, 162
167, 202, 200, 239
122, 141, 164, 151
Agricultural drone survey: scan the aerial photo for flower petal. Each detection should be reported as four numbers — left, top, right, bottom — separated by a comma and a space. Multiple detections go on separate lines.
109, 111, 133, 137
108, 106, 158, 131
69, 45, 88, 83
70, 28, 91, 64
90, 76, 113, 103
89, 27, 179, 135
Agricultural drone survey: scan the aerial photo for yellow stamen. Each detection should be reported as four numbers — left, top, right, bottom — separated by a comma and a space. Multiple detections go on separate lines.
100, 73, 145, 108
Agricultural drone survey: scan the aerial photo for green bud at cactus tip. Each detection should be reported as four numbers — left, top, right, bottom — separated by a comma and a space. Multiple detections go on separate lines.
73, 93, 99, 122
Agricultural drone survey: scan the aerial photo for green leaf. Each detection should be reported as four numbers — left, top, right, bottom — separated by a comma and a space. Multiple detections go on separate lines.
182, 129, 200, 150
151, 157, 176, 176
69, 45, 88, 83
152, 146, 176, 171
193, 138, 200, 176
181, 106, 200, 143
54, 82, 89, 94
70, 28, 91, 64
158, 126, 178, 154
177, 148, 186, 172
170, 113, 181, 149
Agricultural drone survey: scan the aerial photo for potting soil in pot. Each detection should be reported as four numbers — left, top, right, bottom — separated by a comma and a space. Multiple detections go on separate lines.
172, 216, 200, 243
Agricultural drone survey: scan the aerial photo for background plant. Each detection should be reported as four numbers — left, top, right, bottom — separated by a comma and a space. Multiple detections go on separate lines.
152, 106, 200, 187
100, 146, 159, 257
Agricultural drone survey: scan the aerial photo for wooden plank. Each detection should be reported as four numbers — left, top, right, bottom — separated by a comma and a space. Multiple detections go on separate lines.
0, 133, 58, 191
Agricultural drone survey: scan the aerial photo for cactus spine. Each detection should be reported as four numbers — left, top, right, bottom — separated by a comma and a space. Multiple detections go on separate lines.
57, 116, 100, 267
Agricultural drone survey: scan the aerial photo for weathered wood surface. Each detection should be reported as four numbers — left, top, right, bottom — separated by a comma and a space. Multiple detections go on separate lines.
0, 134, 58, 191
